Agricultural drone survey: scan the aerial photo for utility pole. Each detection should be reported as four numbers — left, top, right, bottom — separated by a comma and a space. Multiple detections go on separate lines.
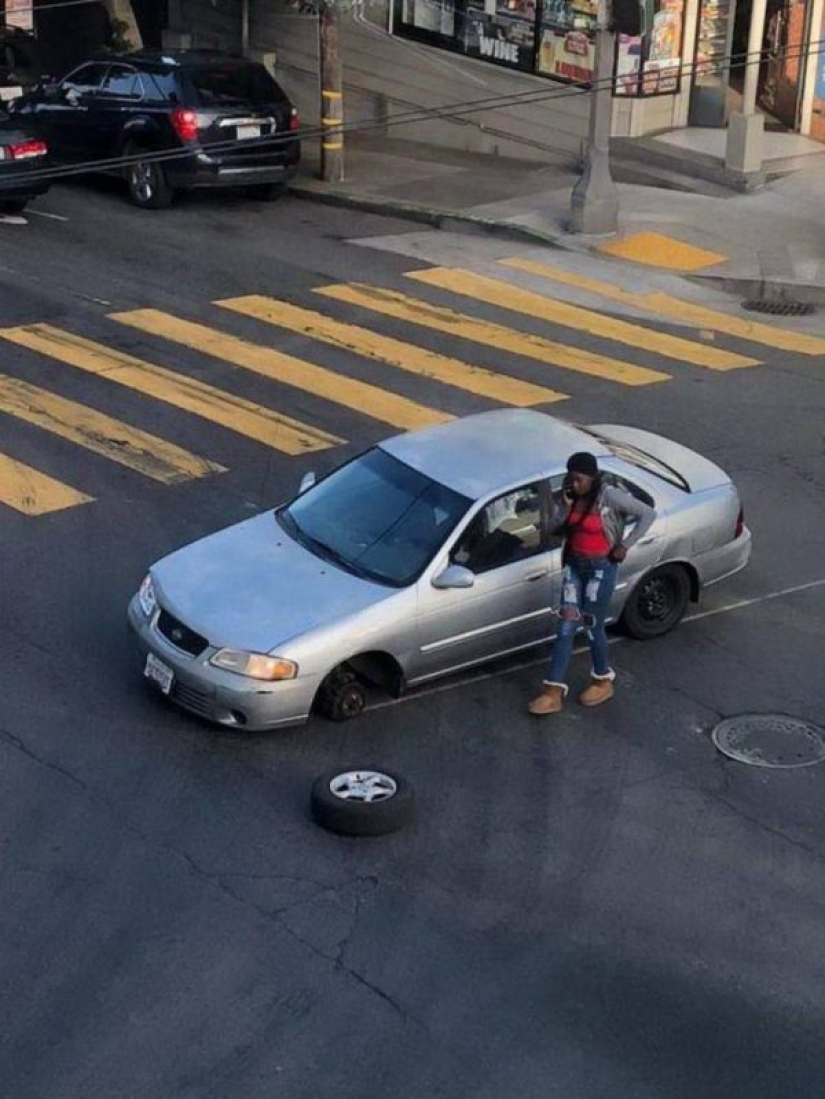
725, 0, 768, 175
318, 2, 344, 182
570, 0, 619, 234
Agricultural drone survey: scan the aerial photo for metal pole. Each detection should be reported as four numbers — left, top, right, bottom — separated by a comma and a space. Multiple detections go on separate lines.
241, 0, 250, 55
570, 9, 618, 235
725, 0, 768, 173
743, 0, 769, 113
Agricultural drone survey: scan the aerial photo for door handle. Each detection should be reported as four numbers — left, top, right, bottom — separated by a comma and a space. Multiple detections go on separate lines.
524, 567, 550, 581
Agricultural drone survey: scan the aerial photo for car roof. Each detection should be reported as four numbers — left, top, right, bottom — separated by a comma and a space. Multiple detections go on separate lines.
380, 410, 610, 500
123, 49, 251, 68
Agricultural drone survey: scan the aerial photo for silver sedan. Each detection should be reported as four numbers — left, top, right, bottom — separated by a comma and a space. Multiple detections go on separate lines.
128, 410, 752, 730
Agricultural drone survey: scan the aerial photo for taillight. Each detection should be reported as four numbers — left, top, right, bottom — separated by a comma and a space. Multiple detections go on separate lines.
289, 107, 299, 132
734, 506, 744, 539
7, 139, 47, 159
171, 108, 199, 142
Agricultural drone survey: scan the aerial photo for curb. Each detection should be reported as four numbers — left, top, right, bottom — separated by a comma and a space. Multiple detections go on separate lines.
287, 181, 572, 250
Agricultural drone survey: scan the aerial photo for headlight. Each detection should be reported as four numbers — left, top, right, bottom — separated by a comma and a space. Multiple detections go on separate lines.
138, 574, 157, 618
209, 649, 298, 681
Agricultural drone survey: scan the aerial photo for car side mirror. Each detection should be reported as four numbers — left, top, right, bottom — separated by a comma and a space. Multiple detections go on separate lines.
298, 471, 316, 495
63, 86, 80, 106
432, 564, 475, 590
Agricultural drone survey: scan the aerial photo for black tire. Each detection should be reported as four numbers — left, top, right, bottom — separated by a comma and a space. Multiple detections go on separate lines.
0, 198, 27, 215
124, 141, 174, 209
621, 564, 691, 640
247, 182, 286, 201
314, 665, 366, 722
311, 767, 415, 836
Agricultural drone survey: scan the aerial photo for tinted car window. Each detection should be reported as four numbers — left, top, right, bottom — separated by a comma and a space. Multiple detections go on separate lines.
100, 65, 142, 98
280, 448, 470, 587
62, 62, 109, 95
186, 63, 285, 106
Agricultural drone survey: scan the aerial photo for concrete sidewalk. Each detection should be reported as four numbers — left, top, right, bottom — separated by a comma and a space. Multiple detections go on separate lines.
291, 133, 825, 303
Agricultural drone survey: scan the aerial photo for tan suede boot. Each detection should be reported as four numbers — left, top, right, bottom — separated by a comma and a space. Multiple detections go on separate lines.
528, 683, 568, 715
578, 671, 616, 707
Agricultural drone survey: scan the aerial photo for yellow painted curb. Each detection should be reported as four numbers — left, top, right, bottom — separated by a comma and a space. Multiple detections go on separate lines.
598, 231, 727, 271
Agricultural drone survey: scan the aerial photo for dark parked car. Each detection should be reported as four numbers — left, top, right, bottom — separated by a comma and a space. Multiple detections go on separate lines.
0, 110, 49, 214
10, 49, 300, 209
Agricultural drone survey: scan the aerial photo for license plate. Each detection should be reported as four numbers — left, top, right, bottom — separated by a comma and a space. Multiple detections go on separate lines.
236, 125, 260, 140
145, 652, 174, 695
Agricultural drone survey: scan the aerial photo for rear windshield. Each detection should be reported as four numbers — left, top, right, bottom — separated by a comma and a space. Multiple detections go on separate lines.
584, 431, 690, 492
186, 63, 285, 107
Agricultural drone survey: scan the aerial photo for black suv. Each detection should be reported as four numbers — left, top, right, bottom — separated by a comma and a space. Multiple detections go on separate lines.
11, 49, 300, 209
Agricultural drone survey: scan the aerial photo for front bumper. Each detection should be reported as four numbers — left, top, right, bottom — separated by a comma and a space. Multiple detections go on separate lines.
128, 595, 319, 731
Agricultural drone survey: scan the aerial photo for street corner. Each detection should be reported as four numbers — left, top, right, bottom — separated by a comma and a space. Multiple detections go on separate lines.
596, 231, 729, 273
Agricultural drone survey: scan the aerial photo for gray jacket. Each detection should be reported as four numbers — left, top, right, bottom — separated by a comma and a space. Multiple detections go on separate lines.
551, 482, 656, 554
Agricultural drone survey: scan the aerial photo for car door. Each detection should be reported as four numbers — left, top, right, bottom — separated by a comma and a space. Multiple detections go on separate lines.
94, 64, 144, 156
35, 62, 109, 161
411, 480, 563, 683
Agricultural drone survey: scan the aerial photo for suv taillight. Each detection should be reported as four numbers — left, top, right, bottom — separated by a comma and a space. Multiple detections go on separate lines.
6, 139, 47, 159
171, 108, 199, 143
289, 107, 299, 132
734, 505, 744, 539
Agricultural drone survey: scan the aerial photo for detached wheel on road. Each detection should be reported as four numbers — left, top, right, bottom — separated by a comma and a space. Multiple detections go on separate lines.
621, 564, 691, 640
125, 142, 174, 209
311, 767, 414, 836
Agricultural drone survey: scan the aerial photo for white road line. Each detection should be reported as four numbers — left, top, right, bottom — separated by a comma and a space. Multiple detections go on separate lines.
365, 577, 825, 712
28, 210, 69, 222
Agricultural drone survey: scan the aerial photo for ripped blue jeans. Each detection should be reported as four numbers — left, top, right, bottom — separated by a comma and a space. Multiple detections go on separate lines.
546, 556, 618, 685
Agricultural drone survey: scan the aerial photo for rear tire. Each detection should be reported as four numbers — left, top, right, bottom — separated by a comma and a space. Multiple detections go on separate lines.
124, 141, 174, 209
621, 564, 691, 640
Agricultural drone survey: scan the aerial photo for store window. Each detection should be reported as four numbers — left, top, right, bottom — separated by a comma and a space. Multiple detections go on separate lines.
460, 0, 538, 72
614, 0, 685, 96
401, 0, 455, 37
537, 0, 597, 83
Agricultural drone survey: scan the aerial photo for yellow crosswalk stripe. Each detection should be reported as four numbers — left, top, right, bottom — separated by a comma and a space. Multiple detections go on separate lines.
408, 267, 760, 372
218, 295, 568, 407
111, 309, 451, 431
316, 283, 668, 387
0, 324, 340, 456
0, 370, 222, 484
500, 256, 825, 357
0, 450, 93, 515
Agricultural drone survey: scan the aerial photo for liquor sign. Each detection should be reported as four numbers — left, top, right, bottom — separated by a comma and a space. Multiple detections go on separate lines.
6, 0, 34, 32
538, 27, 595, 82
462, 2, 538, 71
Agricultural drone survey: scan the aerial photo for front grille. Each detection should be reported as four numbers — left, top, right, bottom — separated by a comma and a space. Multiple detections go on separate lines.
172, 681, 215, 717
157, 608, 208, 657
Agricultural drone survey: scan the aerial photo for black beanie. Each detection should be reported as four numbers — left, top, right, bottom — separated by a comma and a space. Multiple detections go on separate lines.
566, 451, 599, 477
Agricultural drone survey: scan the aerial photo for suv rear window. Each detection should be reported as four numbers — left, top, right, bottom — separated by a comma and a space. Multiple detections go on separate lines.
186, 63, 285, 107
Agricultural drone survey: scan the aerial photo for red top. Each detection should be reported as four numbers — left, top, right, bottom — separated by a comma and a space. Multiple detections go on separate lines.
566, 506, 611, 558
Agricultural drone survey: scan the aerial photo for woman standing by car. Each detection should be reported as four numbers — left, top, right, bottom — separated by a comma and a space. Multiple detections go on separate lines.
529, 451, 656, 716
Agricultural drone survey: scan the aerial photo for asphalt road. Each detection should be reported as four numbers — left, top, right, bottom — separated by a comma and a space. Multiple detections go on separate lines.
1, 180, 824, 1099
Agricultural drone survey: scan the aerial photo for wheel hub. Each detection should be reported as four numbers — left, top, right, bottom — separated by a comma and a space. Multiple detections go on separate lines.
330, 771, 397, 803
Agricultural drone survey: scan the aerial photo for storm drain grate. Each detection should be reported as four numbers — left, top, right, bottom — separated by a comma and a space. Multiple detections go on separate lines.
742, 299, 816, 316
712, 713, 825, 769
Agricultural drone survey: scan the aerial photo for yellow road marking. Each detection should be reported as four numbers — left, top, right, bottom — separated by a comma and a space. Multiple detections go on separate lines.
316, 283, 668, 387
219, 295, 567, 406
1, 324, 339, 456
111, 309, 451, 432
596, 232, 727, 271
500, 256, 825, 358
0, 370, 222, 484
0, 450, 93, 515
408, 268, 759, 372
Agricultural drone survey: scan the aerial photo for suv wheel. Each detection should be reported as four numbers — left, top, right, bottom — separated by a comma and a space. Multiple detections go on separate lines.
125, 142, 174, 210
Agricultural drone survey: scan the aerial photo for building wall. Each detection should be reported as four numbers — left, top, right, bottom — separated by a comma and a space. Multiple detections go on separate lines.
165, 0, 242, 50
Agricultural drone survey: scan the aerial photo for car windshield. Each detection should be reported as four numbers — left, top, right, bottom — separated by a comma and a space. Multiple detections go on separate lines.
187, 63, 284, 106
279, 448, 471, 587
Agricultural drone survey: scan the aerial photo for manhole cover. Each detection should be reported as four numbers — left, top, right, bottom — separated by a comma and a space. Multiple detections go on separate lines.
742, 299, 816, 316
712, 713, 825, 769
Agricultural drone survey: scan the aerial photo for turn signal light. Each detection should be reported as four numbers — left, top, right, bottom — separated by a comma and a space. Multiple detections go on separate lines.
289, 107, 299, 132
171, 108, 199, 142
